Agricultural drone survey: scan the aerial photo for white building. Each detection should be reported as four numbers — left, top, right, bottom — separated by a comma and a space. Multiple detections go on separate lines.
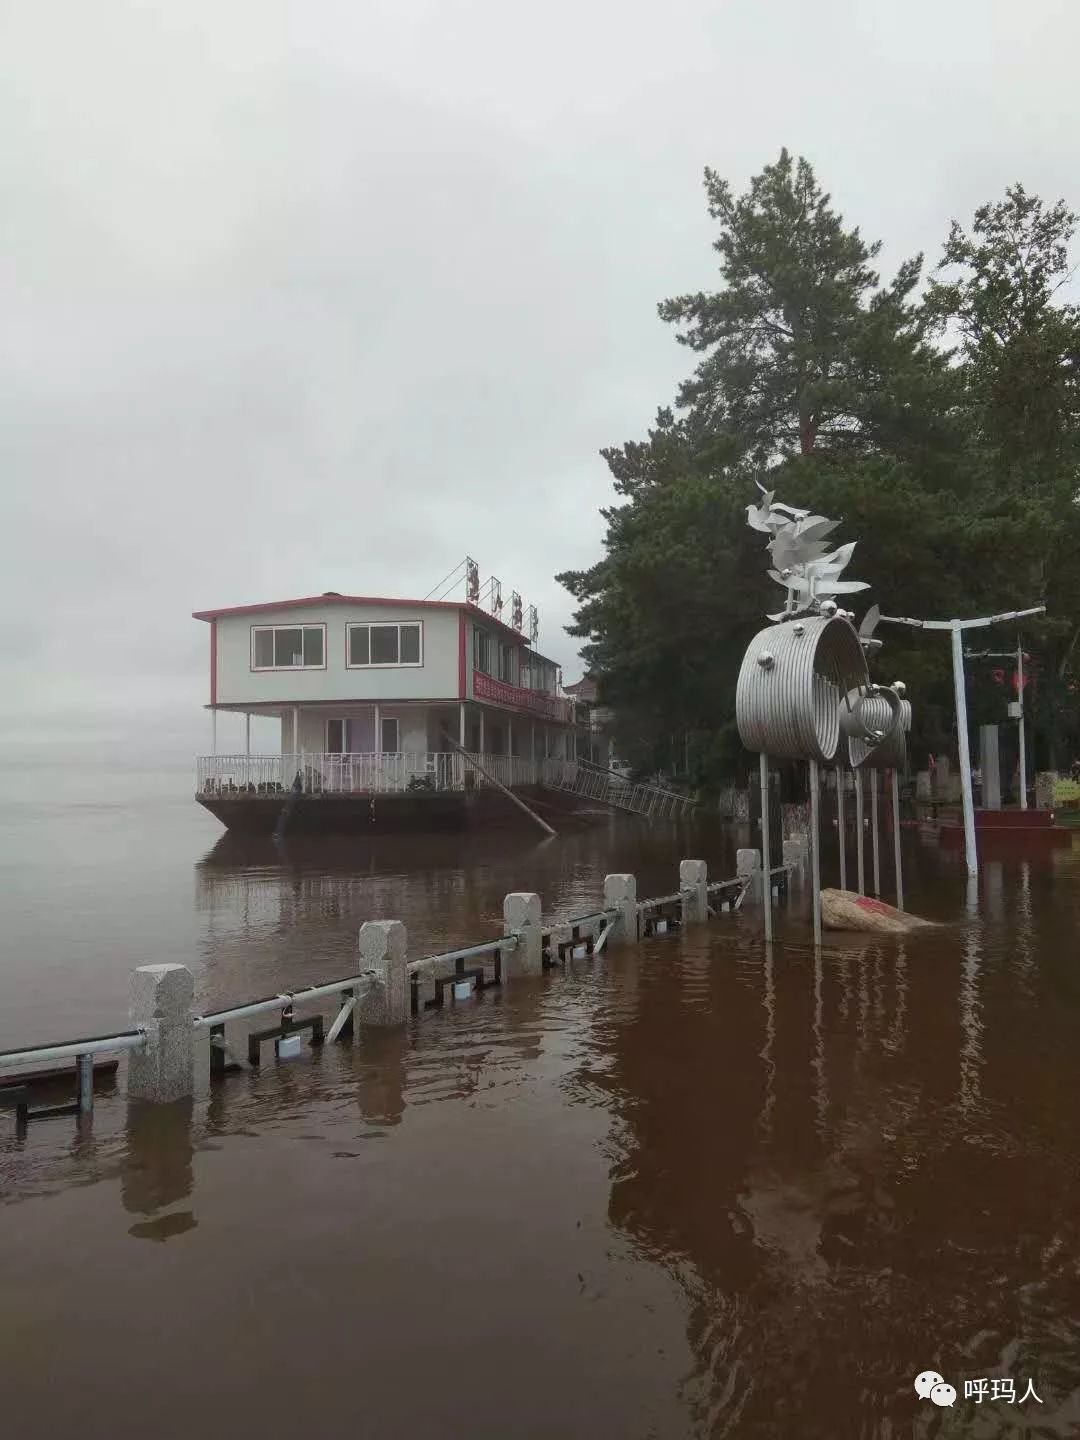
194, 591, 583, 825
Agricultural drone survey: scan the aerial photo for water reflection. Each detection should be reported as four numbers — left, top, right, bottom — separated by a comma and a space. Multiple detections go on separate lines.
582, 848, 1080, 1436
123, 1099, 196, 1241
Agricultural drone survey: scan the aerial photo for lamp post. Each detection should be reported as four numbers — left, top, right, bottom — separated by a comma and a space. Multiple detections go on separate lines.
877, 607, 1045, 879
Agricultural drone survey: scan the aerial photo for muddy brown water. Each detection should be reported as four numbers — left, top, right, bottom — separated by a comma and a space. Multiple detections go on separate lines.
2, 764, 1080, 1437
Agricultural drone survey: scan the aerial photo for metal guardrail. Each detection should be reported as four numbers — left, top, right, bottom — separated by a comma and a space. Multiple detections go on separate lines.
547, 760, 696, 821
1, 863, 775, 1130
0, 1030, 146, 1068
408, 937, 517, 975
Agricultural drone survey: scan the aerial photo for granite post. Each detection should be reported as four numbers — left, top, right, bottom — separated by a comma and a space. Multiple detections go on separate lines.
128, 964, 195, 1103
603, 874, 639, 943
679, 859, 708, 923
357, 920, 409, 1026
502, 892, 543, 977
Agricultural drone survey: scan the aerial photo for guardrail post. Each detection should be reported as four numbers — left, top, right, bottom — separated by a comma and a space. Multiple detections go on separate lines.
679, 859, 708, 923
603, 873, 639, 943
357, 921, 409, 1026
128, 964, 195, 1103
736, 849, 762, 906
503, 893, 543, 976
783, 835, 809, 886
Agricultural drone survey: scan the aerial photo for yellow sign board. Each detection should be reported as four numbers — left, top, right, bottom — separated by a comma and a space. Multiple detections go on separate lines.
1052, 778, 1080, 804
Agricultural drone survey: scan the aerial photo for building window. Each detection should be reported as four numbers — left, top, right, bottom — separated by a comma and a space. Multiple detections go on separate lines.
347, 622, 423, 668
472, 627, 491, 675
251, 624, 325, 670
498, 642, 518, 685
380, 717, 399, 753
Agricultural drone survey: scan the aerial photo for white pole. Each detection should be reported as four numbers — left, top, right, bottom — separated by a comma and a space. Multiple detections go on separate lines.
1017, 639, 1028, 811
836, 765, 847, 891
293, 705, 299, 758
759, 752, 773, 944
891, 768, 904, 911
212, 710, 218, 756
871, 769, 881, 896
374, 703, 381, 753
479, 708, 485, 756
854, 769, 865, 895
809, 758, 822, 949
951, 622, 979, 879
458, 701, 465, 747
245, 713, 251, 756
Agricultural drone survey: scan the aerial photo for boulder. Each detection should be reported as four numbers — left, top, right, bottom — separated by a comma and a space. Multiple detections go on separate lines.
821, 888, 938, 935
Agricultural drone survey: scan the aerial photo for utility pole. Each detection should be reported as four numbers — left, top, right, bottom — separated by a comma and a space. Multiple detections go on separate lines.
877, 607, 1045, 879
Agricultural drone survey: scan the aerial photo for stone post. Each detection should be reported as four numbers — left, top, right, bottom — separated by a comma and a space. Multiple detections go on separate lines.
782, 835, 809, 886
979, 724, 1001, 809
357, 920, 409, 1026
679, 859, 708, 923
547, 922, 573, 964
502, 892, 543, 977
603, 873, 639, 943
128, 964, 195, 1103
736, 848, 762, 906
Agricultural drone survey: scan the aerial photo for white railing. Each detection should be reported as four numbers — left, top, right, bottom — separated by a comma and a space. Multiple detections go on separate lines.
196, 753, 578, 796
546, 759, 696, 820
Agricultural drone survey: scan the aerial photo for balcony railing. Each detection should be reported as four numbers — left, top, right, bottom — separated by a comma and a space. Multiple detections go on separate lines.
472, 671, 572, 722
196, 753, 576, 797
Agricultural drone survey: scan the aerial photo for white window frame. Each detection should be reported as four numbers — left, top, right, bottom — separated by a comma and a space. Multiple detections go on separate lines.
380, 716, 400, 753
250, 623, 327, 672
346, 620, 424, 669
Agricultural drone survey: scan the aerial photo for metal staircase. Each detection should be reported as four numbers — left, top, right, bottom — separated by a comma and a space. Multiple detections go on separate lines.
547, 760, 696, 820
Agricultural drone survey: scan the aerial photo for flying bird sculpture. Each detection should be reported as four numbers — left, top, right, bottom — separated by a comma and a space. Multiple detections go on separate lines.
746, 482, 870, 621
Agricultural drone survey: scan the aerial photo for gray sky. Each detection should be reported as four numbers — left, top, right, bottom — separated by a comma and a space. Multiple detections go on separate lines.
4, 0, 1079, 759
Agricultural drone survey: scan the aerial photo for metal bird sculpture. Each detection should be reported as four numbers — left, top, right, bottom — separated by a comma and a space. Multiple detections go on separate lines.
746, 481, 869, 621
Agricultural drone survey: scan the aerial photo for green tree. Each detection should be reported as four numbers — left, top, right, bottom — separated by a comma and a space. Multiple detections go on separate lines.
561, 158, 1080, 789
657, 149, 948, 466
926, 184, 1080, 765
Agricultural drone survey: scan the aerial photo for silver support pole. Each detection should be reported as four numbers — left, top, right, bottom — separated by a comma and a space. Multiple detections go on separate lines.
809, 758, 822, 949
891, 768, 904, 911
836, 765, 847, 891
245, 713, 251, 756
76, 1052, 94, 1116
1017, 639, 1028, 811
759, 752, 773, 944
854, 768, 866, 895
951, 622, 979, 879
871, 769, 881, 896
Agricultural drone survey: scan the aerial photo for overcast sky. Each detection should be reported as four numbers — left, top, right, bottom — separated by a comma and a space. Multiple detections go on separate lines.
4, 0, 1079, 759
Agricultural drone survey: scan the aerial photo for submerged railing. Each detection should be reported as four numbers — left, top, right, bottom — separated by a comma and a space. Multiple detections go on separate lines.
2, 852, 798, 1133
196, 752, 578, 797
547, 758, 697, 820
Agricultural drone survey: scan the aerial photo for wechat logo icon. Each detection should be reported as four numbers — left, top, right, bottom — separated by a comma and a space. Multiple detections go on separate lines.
915, 1371, 956, 1407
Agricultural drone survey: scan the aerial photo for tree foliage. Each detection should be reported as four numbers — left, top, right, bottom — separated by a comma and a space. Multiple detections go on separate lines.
559, 156, 1080, 786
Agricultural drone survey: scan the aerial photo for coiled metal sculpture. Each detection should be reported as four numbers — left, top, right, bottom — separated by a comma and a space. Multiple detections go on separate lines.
735, 484, 912, 942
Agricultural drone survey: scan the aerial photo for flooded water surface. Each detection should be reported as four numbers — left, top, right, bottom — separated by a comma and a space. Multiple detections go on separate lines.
3, 763, 1080, 1436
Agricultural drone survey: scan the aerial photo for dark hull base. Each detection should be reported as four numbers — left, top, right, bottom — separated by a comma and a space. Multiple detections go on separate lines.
197, 787, 597, 835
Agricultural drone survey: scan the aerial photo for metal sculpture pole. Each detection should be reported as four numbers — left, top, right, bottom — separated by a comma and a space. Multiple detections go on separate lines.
736, 484, 917, 941
891, 768, 904, 911
759, 752, 773, 944
870, 769, 881, 896
836, 764, 847, 890
876, 606, 1045, 880
809, 758, 822, 948
950, 624, 979, 881
854, 769, 866, 895
1017, 639, 1028, 811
